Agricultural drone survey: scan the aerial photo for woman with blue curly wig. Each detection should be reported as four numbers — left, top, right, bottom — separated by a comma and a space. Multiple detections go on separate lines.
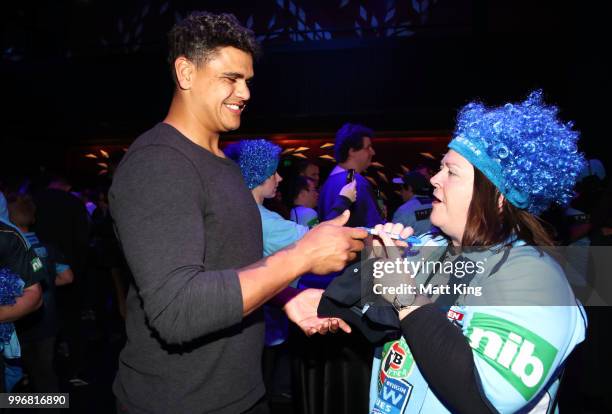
324, 91, 587, 414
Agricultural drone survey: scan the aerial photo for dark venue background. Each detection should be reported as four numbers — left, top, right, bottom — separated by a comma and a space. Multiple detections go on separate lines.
1, 0, 610, 182
1, 1, 610, 412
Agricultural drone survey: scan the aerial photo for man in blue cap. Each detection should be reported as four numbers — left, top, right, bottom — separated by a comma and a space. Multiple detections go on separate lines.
392, 171, 435, 236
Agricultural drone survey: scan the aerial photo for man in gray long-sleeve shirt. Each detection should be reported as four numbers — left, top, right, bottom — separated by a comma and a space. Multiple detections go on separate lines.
109, 12, 367, 414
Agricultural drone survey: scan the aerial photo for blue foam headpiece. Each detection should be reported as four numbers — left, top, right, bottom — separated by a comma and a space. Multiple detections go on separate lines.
225, 139, 281, 189
448, 90, 586, 214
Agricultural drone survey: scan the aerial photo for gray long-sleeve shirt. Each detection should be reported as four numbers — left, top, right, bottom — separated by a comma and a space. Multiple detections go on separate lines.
109, 123, 264, 414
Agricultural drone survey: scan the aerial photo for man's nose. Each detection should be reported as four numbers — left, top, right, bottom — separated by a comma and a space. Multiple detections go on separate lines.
235, 81, 250, 102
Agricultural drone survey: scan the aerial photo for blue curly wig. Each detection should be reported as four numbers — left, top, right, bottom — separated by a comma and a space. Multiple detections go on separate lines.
448, 90, 586, 214
224, 139, 281, 189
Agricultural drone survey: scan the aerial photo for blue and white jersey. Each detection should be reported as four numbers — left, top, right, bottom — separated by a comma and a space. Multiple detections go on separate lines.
370, 236, 587, 414
23, 232, 69, 275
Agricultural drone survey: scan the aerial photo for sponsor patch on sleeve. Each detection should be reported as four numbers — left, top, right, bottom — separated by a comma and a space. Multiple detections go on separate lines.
31, 257, 43, 272
380, 338, 415, 381
466, 312, 559, 400
372, 378, 413, 414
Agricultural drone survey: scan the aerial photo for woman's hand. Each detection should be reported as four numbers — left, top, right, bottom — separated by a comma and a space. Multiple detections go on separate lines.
371, 222, 414, 259
370, 223, 429, 317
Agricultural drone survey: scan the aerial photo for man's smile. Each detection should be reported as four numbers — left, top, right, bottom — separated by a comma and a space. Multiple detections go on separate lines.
224, 102, 246, 113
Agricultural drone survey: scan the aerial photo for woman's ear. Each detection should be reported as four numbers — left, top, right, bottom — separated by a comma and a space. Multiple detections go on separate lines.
498, 194, 506, 212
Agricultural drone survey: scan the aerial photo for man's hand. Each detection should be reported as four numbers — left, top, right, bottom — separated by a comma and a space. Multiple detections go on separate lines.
238, 211, 365, 317
296, 210, 367, 275
283, 288, 352, 336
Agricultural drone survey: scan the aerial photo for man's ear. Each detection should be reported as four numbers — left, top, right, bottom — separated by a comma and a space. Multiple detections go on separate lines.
174, 57, 195, 90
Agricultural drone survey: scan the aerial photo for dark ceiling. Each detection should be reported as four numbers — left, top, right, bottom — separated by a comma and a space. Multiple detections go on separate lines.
1, 0, 610, 163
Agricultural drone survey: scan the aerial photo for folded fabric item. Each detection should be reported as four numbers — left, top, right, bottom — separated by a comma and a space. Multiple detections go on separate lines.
318, 259, 401, 344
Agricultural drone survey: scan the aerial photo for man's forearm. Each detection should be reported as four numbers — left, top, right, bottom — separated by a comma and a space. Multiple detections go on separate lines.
239, 212, 365, 316
239, 244, 308, 316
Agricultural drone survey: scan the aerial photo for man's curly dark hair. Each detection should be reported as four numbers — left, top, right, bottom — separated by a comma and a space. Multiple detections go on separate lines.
167, 11, 260, 82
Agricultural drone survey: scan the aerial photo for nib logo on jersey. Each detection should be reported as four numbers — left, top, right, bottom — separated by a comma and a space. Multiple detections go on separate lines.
466, 313, 559, 400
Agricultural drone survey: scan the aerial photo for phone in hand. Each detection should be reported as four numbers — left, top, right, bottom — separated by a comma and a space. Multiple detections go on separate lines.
346, 169, 355, 183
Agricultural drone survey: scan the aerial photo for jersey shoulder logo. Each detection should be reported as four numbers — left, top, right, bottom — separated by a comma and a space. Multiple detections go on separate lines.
31, 257, 43, 272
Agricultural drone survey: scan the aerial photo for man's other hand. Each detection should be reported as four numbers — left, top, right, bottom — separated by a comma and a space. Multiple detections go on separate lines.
284, 288, 351, 336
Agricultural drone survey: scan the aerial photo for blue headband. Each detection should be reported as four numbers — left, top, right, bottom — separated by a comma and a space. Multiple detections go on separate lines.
448, 90, 585, 214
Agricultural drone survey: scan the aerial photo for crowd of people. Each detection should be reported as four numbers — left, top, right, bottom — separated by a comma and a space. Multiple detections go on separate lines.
1, 9, 611, 414
0, 175, 129, 396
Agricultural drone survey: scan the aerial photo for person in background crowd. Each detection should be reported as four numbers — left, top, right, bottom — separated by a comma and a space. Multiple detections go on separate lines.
0, 191, 44, 392
90, 188, 128, 321
297, 160, 321, 188
392, 171, 435, 236
290, 175, 357, 229
297, 124, 382, 414
290, 176, 321, 228
414, 163, 435, 181
225, 139, 310, 258
225, 138, 357, 274
231, 139, 303, 402
32, 174, 90, 386
226, 139, 354, 403
8, 194, 73, 394
318, 123, 383, 227
109, 12, 365, 413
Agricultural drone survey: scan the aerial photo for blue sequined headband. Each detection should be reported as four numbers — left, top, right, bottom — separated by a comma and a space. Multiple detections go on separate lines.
225, 139, 281, 190
448, 90, 586, 214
